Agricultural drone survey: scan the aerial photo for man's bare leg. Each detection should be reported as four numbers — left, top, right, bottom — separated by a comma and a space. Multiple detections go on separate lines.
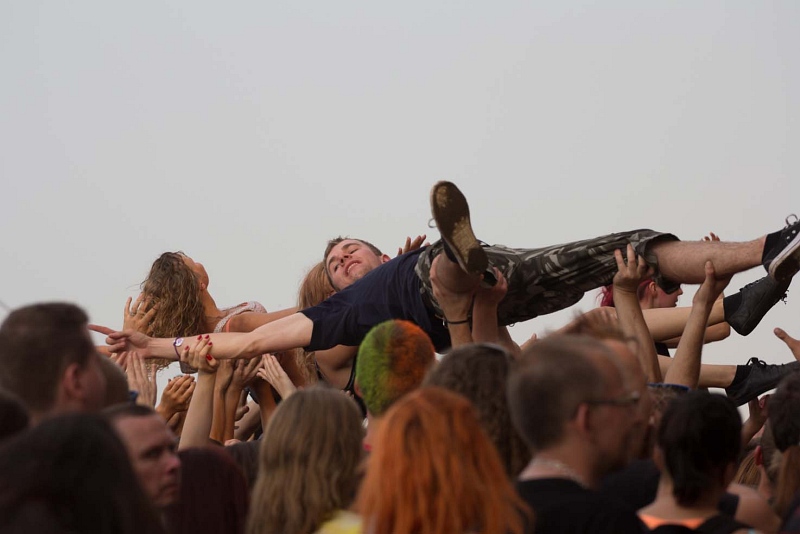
650, 238, 766, 283
431, 251, 481, 294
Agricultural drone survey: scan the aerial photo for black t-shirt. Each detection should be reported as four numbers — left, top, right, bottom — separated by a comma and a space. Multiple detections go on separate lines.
516, 477, 645, 534
601, 459, 740, 517
780, 491, 800, 532
299, 248, 451, 352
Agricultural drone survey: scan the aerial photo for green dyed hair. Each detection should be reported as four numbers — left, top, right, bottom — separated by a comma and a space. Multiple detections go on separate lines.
355, 320, 435, 416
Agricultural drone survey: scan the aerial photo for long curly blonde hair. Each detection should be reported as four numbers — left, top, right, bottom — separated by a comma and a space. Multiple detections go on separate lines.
141, 252, 206, 370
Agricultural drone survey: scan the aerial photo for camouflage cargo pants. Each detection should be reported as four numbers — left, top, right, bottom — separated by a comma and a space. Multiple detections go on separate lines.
416, 229, 678, 326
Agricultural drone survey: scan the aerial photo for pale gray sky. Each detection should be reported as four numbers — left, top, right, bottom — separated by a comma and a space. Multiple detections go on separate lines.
2, 1, 799, 391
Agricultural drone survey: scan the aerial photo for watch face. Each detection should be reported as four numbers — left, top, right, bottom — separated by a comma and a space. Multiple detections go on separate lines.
174, 337, 184, 347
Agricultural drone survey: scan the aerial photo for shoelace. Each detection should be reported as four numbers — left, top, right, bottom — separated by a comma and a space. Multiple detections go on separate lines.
737, 279, 790, 305
781, 214, 799, 242
746, 357, 768, 368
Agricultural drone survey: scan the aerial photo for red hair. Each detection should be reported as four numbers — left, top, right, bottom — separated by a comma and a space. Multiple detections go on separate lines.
598, 278, 654, 307
357, 387, 529, 534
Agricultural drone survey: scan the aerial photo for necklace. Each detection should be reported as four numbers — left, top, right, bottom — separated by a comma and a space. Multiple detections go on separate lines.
529, 457, 589, 488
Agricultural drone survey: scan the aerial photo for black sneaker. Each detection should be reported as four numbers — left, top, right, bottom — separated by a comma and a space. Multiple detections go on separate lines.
764, 214, 800, 282
724, 276, 791, 336
430, 181, 488, 276
725, 357, 800, 406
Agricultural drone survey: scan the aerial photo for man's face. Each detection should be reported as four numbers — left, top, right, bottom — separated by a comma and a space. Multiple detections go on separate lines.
325, 239, 388, 291
602, 340, 653, 460
113, 414, 181, 509
588, 360, 638, 477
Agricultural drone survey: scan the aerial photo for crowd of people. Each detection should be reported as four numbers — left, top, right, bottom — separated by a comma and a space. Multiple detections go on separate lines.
2, 181, 800, 533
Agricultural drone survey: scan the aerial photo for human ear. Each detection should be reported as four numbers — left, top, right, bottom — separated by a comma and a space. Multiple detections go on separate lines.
574, 403, 592, 434
61, 362, 85, 403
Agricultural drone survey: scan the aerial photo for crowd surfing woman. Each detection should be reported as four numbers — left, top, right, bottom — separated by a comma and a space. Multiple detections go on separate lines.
357, 387, 529, 534
135, 252, 295, 366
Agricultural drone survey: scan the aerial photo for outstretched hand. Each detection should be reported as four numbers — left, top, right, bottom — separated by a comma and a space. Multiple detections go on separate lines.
692, 260, 732, 308
159, 375, 196, 415
108, 351, 128, 371
746, 394, 770, 432
90, 324, 154, 358
231, 358, 261, 390
475, 267, 507, 307
397, 235, 428, 256
122, 294, 157, 334
775, 328, 800, 361
127, 352, 157, 408
612, 244, 652, 294
257, 354, 297, 400
179, 335, 218, 374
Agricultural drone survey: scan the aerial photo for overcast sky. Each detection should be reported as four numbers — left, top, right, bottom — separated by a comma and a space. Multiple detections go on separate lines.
2, 1, 798, 390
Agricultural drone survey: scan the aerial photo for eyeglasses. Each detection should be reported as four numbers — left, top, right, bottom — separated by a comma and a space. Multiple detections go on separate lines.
585, 391, 640, 408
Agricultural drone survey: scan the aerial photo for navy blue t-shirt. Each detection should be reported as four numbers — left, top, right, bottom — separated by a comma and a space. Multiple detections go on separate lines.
299, 247, 451, 352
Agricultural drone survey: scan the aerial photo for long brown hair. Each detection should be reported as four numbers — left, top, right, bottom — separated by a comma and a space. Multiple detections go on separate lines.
358, 387, 529, 534
141, 252, 206, 369
246, 387, 363, 534
142, 252, 206, 337
423, 343, 530, 477
292, 262, 336, 384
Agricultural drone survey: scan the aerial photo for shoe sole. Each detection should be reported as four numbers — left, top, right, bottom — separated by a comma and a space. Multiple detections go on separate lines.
768, 231, 800, 282
430, 181, 488, 275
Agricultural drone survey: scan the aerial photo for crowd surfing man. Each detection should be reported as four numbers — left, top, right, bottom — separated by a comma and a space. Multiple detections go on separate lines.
98, 181, 800, 385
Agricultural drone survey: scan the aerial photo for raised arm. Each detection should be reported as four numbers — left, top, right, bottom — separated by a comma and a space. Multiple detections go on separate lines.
96, 312, 315, 361
430, 254, 474, 348
612, 245, 662, 383
179, 336, 220, 449
663, 261, 731, 388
